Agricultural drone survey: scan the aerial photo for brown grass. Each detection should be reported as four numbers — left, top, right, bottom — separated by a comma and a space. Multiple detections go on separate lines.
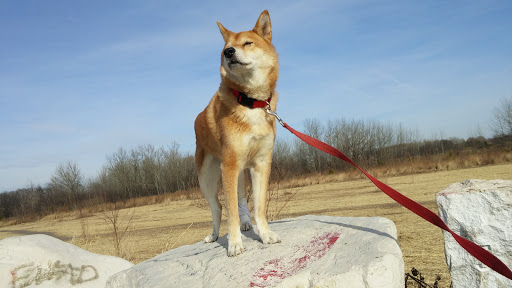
276, 149, 512, 190
1, 161, 511, 287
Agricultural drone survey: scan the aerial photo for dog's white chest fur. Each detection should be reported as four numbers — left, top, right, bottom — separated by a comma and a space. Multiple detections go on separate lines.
241, 108, 275, 160
243, 106, 270, 126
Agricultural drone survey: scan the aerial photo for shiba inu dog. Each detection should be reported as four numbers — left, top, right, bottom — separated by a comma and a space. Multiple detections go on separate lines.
194, 10, 280, 256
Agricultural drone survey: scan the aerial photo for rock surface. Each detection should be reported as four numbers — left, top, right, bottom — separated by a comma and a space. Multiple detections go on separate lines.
436, 179, 512, 288
107, 215, 404, 288
0, 234, 133, 288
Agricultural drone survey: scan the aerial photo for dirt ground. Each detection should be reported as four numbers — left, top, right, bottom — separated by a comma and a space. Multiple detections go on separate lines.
1, 163, 511, 287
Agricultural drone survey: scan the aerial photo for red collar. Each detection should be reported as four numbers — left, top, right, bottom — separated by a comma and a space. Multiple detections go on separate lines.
231, 89, 272, 108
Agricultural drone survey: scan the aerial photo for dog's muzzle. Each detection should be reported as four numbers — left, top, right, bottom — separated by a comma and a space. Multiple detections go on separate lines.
224, 47, 247, 67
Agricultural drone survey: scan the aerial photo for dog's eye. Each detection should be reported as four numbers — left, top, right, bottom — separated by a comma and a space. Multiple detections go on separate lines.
244, 41, 253, 46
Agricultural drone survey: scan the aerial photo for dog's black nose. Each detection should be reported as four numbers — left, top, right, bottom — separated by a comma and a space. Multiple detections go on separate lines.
224, 47, 236, 58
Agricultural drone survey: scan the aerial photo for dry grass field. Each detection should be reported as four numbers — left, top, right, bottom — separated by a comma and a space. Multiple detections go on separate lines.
1, 163, 511, 287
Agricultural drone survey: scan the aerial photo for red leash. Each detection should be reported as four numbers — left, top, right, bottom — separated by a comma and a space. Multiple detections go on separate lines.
263, 106, 512, 280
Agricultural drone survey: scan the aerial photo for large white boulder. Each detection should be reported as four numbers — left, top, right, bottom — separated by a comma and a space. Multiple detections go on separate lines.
436, 179, 512, 288
0, 234, 133, 288
107, 215, 404, 288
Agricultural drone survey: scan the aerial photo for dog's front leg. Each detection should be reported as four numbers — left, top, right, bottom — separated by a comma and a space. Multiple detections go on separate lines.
251, 156, 281, 245
221, 152, 244, 256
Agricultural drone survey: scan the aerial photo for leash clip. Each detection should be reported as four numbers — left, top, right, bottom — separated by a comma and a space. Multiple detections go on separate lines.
263, 102, 285, 128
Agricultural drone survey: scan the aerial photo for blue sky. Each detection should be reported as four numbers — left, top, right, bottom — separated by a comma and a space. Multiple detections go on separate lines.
1, 1, 511, 191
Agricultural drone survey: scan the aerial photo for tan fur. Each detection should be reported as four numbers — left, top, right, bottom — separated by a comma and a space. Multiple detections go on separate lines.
194, 10, 281, 256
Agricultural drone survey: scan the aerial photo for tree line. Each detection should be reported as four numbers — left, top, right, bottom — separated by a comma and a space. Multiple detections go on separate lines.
0, 115, 509, 222
271, 118, 491, 179
0, 143, 197, 220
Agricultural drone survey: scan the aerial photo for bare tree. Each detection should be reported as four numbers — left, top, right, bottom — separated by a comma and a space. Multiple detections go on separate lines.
469, 124, 485, 138
271, 139, 293, 179
102, 203, 135, 258
50, 161, 84, 213
101, 144, 197, 201
490, 96, 512, 137
303, 118, 327, 172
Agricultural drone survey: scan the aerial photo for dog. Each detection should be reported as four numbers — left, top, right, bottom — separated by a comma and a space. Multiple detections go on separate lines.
194, 10, 280, 256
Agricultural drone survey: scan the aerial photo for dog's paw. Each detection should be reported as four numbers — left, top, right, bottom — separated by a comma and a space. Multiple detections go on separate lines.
241, 221, 253, 231
203, 234, 218, 243
227, 239, 244, 257
260, 230, 281, 244
241, 222, 253, 231
240, 214, 253, 231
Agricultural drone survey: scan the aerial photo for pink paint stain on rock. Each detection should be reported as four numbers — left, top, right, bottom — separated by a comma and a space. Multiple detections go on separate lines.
250, 231, 340, 287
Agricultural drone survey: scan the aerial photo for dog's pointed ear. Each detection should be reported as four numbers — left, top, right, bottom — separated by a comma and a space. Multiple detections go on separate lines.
217, 21, 232, 42
253, 10, 272, 42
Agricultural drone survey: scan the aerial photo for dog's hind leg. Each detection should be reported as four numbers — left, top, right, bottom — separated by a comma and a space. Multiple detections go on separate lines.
238, 170, 253, 231
197, 153, 222, 243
